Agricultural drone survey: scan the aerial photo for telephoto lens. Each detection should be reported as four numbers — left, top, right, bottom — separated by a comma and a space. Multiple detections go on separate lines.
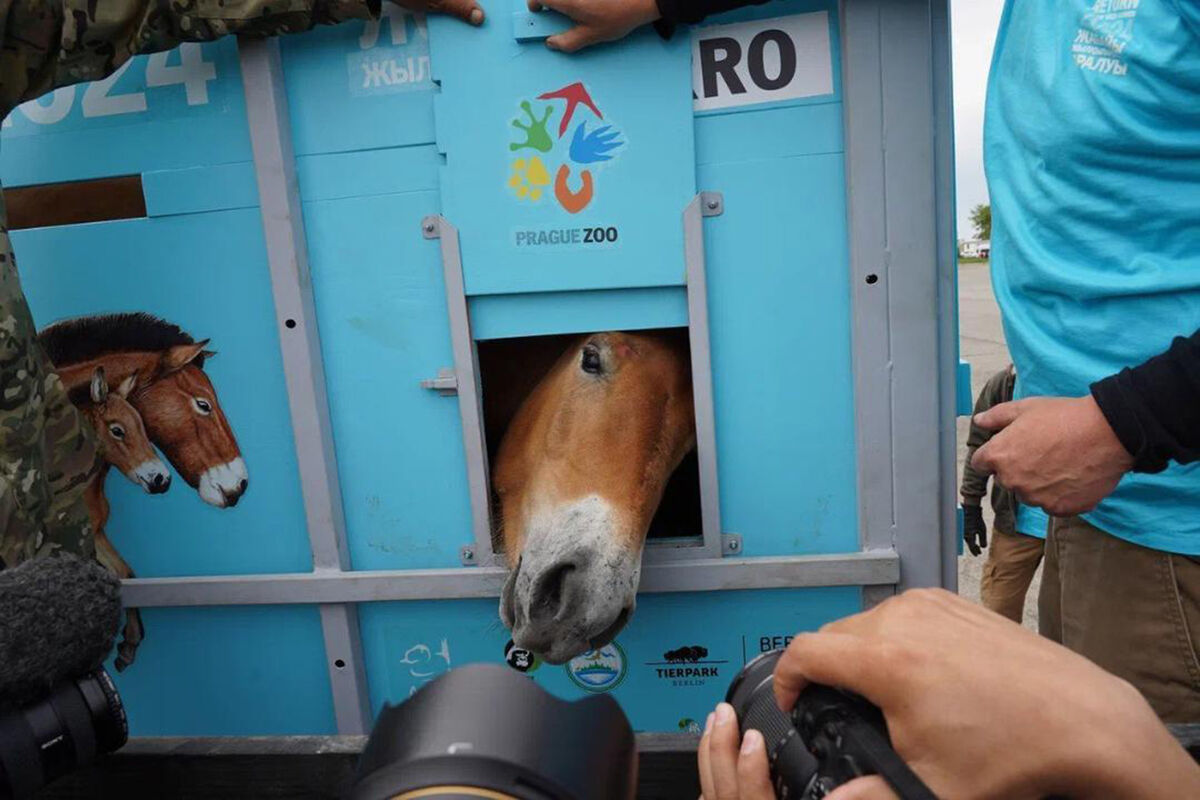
725, 650, 822, 798
0, 668, 128, 800
350, 663, 637, 800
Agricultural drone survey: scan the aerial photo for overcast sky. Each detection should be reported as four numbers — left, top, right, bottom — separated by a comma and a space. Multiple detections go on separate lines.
951, 0, 1005, 240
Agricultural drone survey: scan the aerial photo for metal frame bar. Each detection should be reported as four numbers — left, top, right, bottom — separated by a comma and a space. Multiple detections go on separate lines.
120, 550, 899, 607
239, 38, 371, 734
422, 215, 496, 567
682, 192, 726, 560
843, 0, 952, 605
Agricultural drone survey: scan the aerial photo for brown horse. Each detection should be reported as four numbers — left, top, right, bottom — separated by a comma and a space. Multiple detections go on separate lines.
73, 366, 171, 670
492, 330, 696, 664
40, 313, 248, 510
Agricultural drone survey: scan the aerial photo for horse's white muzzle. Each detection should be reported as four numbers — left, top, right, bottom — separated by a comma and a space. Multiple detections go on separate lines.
131, 459, 172, 495
500, 496, 640, 664
198, 457, 249, 508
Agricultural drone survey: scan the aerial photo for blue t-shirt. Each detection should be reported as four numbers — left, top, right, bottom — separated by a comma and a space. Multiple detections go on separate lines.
985, 0, 1200, 554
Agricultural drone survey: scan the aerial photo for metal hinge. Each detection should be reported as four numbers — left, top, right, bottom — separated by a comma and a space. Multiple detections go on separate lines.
420, 368, 458, 396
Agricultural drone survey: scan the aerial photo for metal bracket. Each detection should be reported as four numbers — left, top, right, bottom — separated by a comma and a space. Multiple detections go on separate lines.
460, 545, 476, 566
701, 192, 724, 217
421, 216, 440, 239
420, 368, 458, 396
721, 534, 742, 556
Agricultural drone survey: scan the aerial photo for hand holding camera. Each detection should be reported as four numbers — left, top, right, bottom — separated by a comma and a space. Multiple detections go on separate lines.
702, 589, 1200, 800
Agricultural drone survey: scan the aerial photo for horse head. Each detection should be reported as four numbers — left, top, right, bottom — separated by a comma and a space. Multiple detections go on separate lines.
75, 367, 170, 495
494, 331, 695, 664
132, 340, 248, 509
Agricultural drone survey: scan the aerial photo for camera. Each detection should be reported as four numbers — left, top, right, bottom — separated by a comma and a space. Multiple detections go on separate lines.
726, 650, 935, 800
0, 668, 128, 800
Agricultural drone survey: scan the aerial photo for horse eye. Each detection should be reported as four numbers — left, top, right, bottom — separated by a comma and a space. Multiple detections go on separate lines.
581, 346, 603, 375
108, 424, 125, 440
194, 398, 212, 415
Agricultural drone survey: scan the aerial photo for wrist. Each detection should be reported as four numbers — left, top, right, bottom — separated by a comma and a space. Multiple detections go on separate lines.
1080, 394, 1135, 472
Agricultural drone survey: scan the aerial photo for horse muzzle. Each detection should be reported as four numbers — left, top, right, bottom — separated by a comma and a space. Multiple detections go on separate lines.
198, 457, 249, 508
499, 496, 641, 664
132, 460, 172, 495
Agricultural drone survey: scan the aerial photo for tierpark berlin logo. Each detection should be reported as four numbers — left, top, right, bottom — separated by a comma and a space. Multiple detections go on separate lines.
507, 82, 625, 215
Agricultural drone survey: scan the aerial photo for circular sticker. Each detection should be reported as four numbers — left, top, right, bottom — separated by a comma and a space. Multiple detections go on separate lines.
504, 639, 540, 673
565, 641, 627, 693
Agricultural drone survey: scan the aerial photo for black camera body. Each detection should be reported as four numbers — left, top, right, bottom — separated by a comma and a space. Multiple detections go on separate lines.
726, 650, 935, 800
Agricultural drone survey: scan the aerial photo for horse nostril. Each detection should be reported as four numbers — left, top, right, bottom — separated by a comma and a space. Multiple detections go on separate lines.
237, 478, 248, 494
152, 474, 165, 488
529, 563, 576, 624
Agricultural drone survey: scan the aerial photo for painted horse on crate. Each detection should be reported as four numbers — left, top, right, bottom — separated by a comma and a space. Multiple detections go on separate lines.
73, 366, 172, 670
490, 330, 697, 664
40, 312, 249, 509
39, 312, 249, 669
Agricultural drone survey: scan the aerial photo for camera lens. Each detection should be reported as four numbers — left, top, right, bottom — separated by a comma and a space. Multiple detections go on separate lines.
351, 664, 636, 800
726, 650, 821, 798
0, 669, 128, 800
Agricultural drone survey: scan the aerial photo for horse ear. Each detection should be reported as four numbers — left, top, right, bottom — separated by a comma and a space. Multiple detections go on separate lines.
116, 372, 138, 399
90, 367, 108, 405
161, 340, 210, 374
202, 350, 217, 360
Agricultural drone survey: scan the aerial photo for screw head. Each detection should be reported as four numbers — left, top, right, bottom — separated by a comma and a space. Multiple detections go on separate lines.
423, 222, 436, 233
706, 199, 719, 210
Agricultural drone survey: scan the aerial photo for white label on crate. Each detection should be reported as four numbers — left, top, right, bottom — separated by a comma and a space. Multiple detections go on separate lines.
348, 6, 433, 97
692, 12, 833, 112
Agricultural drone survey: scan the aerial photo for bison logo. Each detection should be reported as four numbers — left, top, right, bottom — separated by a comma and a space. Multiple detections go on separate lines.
663, 645, 709, 663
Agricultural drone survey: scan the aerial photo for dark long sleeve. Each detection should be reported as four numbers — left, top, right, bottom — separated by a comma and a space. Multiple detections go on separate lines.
1090, 329, 1200, 474
653, 0, 770, 37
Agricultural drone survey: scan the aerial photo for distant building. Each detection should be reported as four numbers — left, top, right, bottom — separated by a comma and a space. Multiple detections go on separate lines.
959, 239, 991, 259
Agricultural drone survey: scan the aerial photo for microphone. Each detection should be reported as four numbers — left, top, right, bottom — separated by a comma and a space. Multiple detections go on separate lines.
0, 555, 122, 712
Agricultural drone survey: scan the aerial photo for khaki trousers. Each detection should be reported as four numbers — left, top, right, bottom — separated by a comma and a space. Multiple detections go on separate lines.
1039, 516, 1200, 723
980, 528, 1045, 624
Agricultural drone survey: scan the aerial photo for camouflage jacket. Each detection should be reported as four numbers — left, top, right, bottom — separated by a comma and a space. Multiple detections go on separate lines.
961, 364, 1017, 535
0, 0, 376, 568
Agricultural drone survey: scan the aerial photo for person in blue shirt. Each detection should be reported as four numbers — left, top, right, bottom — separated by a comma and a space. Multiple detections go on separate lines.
547, 0, 1200, 722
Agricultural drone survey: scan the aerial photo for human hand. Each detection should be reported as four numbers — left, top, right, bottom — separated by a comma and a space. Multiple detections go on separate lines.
697, 702, 775, 800
970, 395, 1133, 516
526, 0, 660, 53
770, 589, 1200, 800
393, 0, 485, 25
962, 503, 987, 556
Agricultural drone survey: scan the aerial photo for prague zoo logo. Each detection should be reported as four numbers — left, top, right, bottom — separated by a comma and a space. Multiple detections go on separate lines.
565, 642, 628, 693
507, 82, 624, 215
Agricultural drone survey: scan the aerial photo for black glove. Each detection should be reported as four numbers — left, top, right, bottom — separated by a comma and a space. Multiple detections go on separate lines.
963, 504, 987, 556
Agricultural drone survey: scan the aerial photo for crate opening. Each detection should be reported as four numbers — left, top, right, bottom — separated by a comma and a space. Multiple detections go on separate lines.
5, 175, 146, 230
478, 328, 702, 555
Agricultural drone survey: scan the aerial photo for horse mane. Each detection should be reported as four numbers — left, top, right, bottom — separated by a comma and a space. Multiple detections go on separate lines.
38, 312, 206, 369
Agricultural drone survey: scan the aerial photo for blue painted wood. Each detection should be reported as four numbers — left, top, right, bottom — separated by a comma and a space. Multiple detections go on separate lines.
302, 188, 472, 571
110, 605, 336, 735
143, 163, 259, 217
16, 210, 313, 577
357, 587, 861, 733
469, 287, 688, 340
0, 41, 250, 185
428, 11, 696, 295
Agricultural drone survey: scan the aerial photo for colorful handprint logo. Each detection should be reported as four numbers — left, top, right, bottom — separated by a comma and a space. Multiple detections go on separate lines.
507, 82, 624, 214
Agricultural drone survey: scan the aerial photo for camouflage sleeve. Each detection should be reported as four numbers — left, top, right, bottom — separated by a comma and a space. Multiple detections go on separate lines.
0, 0, 379, 114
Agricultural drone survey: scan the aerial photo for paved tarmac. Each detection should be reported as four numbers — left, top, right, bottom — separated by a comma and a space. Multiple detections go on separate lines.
956, 261, 1041, 629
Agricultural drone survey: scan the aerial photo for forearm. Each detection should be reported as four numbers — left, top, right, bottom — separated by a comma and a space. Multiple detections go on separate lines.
1091, 329, 1200, 473
961, 446, 989, 501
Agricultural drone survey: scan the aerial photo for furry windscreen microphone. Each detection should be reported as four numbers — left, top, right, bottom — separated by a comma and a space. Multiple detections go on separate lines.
0, 555, 121, 712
